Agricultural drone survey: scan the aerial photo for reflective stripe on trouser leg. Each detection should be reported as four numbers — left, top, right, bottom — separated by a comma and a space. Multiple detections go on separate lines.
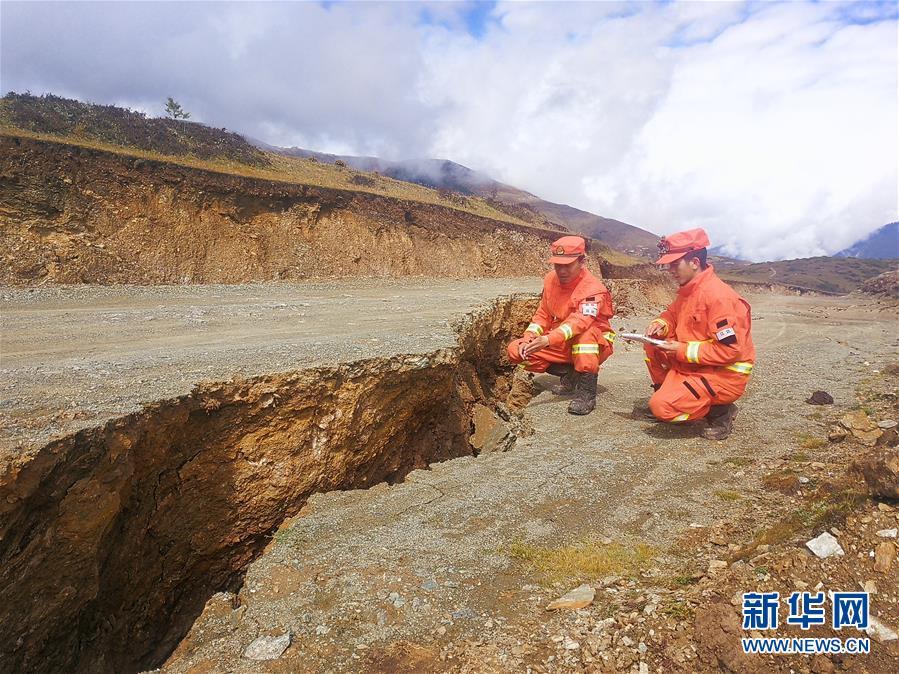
572, 346, 600, 374
649, 370, 713, 421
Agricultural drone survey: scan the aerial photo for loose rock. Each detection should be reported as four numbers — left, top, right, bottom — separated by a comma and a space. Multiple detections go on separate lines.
806, 390, 833, 405
469, 403, 514, 453
546, 584, 595, 610
244, 633, 291, 661
707, 560, 728, 576
852, 447, 899, 499
865, 616, 898, 643
805, 532, 844, 559
840, 411, 882, 446
874, 542, 895, 572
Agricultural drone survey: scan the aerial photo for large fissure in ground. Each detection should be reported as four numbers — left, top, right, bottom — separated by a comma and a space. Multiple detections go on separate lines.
0, 296, 535, 674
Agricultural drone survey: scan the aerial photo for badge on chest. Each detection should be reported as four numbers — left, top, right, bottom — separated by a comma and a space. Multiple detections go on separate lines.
580, 301, 598, 317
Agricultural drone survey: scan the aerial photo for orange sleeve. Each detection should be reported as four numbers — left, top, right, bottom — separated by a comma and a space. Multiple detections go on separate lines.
675, 295, 748, 366
524, 291, 552, 339
546, 292, 609, 347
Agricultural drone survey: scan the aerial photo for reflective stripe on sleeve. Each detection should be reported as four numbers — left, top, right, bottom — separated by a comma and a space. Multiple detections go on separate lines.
559, 323, 574, 340
603, 331, 616, 343
672, 413, 690, 422
686, 341, 702, 364
725, 361, 754, 375
526, 323, 544, 335
571, 343, 600, 355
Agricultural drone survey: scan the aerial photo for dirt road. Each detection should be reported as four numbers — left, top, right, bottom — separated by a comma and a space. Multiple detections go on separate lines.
2, 283, 896, 672
0, 279, 540, 456
156, 293, 898, 673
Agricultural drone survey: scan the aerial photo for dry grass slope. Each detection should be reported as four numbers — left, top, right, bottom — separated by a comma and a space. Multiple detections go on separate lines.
0, 93, 644, 267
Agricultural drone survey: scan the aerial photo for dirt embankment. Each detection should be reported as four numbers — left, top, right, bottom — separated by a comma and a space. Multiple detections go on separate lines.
0, 135, 625, 285
0, 294, 534, 674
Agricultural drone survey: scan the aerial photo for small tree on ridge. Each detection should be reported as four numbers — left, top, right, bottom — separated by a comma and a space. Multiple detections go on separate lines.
164, 97, 191, 129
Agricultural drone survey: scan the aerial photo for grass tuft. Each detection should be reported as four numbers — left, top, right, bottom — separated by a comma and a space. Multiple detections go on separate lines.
509, 538, 655, 584
733, 488, 867, 561
796, 433, 827, 450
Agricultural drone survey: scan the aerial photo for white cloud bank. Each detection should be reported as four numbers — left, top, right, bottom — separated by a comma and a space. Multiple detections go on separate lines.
2, 0, 896, 260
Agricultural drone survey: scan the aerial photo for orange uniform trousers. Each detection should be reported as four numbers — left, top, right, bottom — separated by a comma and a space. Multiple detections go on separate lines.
507, 325, 613, 374
644, 345, 749, 422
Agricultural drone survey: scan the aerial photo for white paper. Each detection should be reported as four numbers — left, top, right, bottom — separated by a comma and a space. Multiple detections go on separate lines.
619, 333, 667, 347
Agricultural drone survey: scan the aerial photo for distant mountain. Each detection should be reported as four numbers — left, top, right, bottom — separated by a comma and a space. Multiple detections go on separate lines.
835, 222, 898, 259
717, 256, 897, 295
258, 142, 660, 257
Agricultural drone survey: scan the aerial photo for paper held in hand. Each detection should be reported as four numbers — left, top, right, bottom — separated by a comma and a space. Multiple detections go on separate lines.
619, 333, 667, 347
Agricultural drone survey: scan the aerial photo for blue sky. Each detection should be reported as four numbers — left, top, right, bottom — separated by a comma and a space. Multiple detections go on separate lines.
2, 0, 896, 260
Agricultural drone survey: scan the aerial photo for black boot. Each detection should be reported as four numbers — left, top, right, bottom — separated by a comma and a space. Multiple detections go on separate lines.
568, 371, 597, 415
702, 404, 738, 440
547, 363, 576, 395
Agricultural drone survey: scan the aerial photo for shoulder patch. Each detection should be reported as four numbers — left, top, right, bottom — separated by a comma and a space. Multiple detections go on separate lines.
716, 326, 737, 345
580, 301, 599, 317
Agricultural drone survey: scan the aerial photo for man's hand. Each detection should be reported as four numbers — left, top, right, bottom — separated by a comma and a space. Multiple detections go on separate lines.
645, 319, 667, 338
655, 340, 682, 352
521, 335, 550, 358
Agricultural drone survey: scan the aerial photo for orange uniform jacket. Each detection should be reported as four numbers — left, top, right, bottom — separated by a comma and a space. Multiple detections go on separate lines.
525, 269, 615, 347
655, 265, 755, 375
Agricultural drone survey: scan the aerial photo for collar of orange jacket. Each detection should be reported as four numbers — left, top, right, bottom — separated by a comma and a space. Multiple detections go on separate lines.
676, 264, 716, 296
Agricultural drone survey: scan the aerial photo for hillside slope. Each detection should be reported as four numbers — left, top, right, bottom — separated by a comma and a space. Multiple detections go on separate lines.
265, 145, 661, 256
0, 94, 542, 228
835, 221, 898, 259
1, 92, 269, 166
0, 134, 655, 285
715, 256, 897, 294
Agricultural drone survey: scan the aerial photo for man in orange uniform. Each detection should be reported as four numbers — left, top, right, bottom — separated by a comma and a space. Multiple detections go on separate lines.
643, 228, 755, 440
507, 236, 615, 415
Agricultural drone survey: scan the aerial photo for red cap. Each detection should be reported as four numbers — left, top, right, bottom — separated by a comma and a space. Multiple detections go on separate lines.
547, 236, 586, 264
655, 228, 711, 265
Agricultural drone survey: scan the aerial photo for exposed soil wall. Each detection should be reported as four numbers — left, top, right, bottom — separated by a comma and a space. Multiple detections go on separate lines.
0, 136, 604, 285
0, 296, 535, 673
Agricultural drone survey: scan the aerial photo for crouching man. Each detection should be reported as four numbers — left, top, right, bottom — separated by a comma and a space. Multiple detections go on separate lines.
644, 228, 755, 440
507, 236, 615, 415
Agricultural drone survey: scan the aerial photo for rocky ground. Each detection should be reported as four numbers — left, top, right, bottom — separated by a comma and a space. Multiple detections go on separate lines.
151, 293, 898, 673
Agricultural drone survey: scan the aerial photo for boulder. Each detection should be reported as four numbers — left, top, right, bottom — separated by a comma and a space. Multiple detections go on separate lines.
853, 447, 899, 500
840, 411, 882, 446
806, 390, 834, 405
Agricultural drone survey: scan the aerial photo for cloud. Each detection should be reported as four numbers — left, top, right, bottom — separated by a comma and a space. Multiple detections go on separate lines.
1, 1, 434, 157
2, 0, 896, 260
